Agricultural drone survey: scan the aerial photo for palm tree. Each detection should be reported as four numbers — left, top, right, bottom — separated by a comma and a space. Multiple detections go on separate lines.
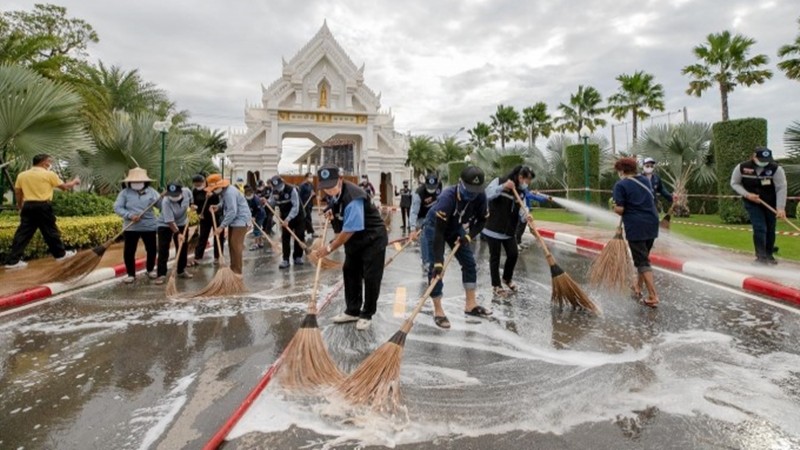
83, 62, 171, 115
682, 31, 773, 121
608, 71, 665, 143
405, 135, 441, 179
437, 135, 466, 162
467, 122, 495, 150
0, 64, 94, 197
544, 134, 576, 191
635, 122, 716, 216
490, 104, 521, 151
784, 121, 800, 196
521, 102, 553, 149
778, 18, 800, 81
556, 85, 607, 139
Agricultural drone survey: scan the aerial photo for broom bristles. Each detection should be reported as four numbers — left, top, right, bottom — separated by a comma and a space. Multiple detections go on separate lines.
588, 233, 633, 293
337, 330, 406, 411
165, 275, 178, 298
552, 268, 601, 315
47, 245, 106, 283
279, 314, 345, 390
188, 266, 246, 298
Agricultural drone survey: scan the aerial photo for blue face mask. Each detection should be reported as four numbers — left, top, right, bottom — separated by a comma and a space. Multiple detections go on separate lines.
458, 182, 477, 201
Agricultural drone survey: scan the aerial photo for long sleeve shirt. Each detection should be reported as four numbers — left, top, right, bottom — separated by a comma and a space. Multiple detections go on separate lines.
730, 164, 787, 209
409, 192, 422, 229
425, 186, 488, 264
157, 188, 193, 228
219, 185, 252, 228
114, 187, 161, 232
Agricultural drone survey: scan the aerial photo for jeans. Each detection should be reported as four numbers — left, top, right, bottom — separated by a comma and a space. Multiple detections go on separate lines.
416, 218, 430, 267
422, 226, 477, 298
7, 202, 66, 263
744, 201, 777, 259
252, 210, 266, 237
483, 234, 519, 287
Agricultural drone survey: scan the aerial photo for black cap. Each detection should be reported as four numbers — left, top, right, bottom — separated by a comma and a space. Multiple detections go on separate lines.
402, 180, 409, 185
460, 166, 485, 194
424, 174, 439, 188
244, 185, 254, 193
191, 174, 205, 183
269, 175, 284, 188
166, 183, 183, 197
317, 166, 340, 189
754, 147, 773, 163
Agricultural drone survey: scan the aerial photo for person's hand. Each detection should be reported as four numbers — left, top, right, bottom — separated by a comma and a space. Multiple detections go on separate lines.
432, 263, 444, 277
323, 209, 333, 220
71, 176, 81, 187
190, 204, 198, 211
503, 180, 516, 191
214, 227, 225, 237
776, 209, 787, 219
746, 193, 760, 202
409, 229, 420, 241
177, 233, 185, 244
131, 214, 141, 223
314, 244, 330, 259
209, 205, 218, 213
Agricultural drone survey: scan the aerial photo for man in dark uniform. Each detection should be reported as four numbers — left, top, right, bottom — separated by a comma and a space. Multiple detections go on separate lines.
312, 166, 388, 331
395, 180, 413, 230
730, 147, 788, 265
191, 173, 224, 264
298, 172, 317, 237
409, 174, 442, 270
268, 175, 305, 268
422, 166, 491, 329
256, 179, 274, 235
359, 174, 376, 199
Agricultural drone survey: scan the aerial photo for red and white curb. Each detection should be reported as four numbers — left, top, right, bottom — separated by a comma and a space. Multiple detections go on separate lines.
536, 228, 800, 306
672, 220, 800, 237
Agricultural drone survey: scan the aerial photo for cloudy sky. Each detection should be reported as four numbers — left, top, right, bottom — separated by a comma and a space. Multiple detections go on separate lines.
7, 0, 799, 167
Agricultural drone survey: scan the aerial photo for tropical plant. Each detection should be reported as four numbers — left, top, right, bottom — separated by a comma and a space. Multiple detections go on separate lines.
405, 135, 441, 179
608, 71, 665, 143
467, 121, 495, 150
490, 104, 521, 151
682, 30, 773, 121
436, 135, 467, 163
635, 122, 716, 216
778, 18, 800, 81
470, 145, 549, 186
556, 85, 607, 138
784, 121, 800, 196
544, 134, 576, 190
521, 102, 553, 149
81, 62, 171, 115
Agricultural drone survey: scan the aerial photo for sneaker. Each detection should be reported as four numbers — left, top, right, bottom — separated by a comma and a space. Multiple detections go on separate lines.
293, 257, 304, 266
279, 260, 290, 269
177, 272, 193, 279
55, 250, 77, 261
147, 271, 158, 279
356, 318, 371, 330
332, 313, 359, 323
5, 260, 28, 270
154, 276, 166, 285
122, 276, 135, 284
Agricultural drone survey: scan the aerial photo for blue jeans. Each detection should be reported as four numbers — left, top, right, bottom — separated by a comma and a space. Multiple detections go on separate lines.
422, 226, 477, 298
253, 210, 266, 237
417, 219, 430, 267
743, 201, 776, 259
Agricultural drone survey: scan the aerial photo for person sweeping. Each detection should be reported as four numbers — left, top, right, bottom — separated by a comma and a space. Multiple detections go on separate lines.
612, 157, 661, 307
422, 165, 491, 329
298, 172, 317, 237
206, 173, 251, 276
113, 168, 161, 284
244, 186, 267, 251
409, 173, 442, 272
190, 173, 225, 265
482, 165, 550, 296
268, 175, 306, 269
311, 166, 388, 331
154, 183, 193, 285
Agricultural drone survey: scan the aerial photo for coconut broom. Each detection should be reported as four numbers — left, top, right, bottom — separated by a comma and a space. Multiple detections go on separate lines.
588, 218, 633, 293
165, 225, 192, 298
250, 218, 282, 254
337, 243, 460, 411
659, 203, 676, 229
511, 190, 600, 314
188, 213, 246, 298
49, 193, 165, 283
278, 219, 346, 390
263, 201, 340, 269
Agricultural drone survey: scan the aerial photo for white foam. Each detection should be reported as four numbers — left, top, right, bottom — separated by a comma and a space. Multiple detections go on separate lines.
130, 373, 195, 450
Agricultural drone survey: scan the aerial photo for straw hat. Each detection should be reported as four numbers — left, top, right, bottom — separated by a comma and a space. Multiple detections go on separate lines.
205, 173, 230, 192
122, 167, 153, 183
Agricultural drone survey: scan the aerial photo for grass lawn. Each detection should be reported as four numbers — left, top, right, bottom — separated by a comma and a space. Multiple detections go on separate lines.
530, 208, 800, 262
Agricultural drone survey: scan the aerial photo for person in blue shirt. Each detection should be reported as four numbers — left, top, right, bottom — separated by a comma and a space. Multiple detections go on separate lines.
268, 175, 305, 268
409, 174, 442, 271
641, 157, 676, 212
423, 166, 491, 329
113, 168, 161, 283
482, 166, 550, 296
206, 173, 252, 275
155, 182, 193, 284
244, 185, 266, 251
312, 166, 388, 331
613, 157, 660, 307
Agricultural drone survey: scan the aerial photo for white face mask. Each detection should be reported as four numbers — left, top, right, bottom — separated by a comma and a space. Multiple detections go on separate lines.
518, 183, 529, 190
643, 166, 655, 174
245, 195, 254, 200
130, 182, 145, 191
213, 188, 223, 195
169, 196, 182, 203
618, 172, 625, 179
426, 187, 436, 194
755, 160, 769, 168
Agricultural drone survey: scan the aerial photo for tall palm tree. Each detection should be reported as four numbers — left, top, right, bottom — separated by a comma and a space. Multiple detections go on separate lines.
635, 122, 716, 215
556, 85, 607, 139
467, 122, 495, 150
437, 135, 466, 163
83, 62, 171, 115
778, 18, 800, 81
682, 30, 773, 121
405, 135, 441, 179
608, 71, 665, 143
521, 102, 553, 149
490, 104, 521, 151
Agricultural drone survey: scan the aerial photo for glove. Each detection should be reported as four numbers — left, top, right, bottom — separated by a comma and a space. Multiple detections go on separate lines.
432, 263, 444, 277
458, 234, 472, 246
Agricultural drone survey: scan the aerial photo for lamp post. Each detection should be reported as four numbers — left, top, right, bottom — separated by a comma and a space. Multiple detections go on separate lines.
579, 125, 591, 204
152, 120, 170, 187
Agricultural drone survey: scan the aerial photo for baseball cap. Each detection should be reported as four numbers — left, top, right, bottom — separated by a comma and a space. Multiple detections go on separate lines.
424, 174, 439, 188
460, 166, 485, 194
191, 174, 205, 183
166, 182, 183, 197
754, 147, 773, 163
643, 157, 656, 165
269, 175, 284, 189
317, 166, 340, 190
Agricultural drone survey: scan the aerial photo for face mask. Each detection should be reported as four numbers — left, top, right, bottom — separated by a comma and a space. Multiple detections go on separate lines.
169, 196, 182, 203
194, 184, 205, 190
213, 188, 223, 195
246, 195, 254, 200
130, 182, 145, 191
458, 183, 477, 201
643, 166, 655, 174
755, 161, 769, 168
426, 187, 436, 194
518, 183, 528, 191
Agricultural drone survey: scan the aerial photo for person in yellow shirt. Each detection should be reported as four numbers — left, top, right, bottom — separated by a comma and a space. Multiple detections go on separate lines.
4, 154, 81, 270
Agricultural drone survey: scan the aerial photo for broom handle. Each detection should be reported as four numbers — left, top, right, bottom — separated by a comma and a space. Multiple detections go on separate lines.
404, 242, 461, 326
510, 189, 553, 259
383, 230, 420, 267
250, 217, 280, 249
210, 212, 227, 266
308, 219, 330, 314
759, 199, 800, 233
168, 223, 191, 278
263, 201, 308, 251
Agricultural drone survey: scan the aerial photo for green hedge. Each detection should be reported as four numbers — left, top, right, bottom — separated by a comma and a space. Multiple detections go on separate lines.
52, 191, 115, 216
0, 215, 121, 260
497, 154, 525, 177
448, 161, 468, 186
712, 118, 767, 224
565, 144, 600, 204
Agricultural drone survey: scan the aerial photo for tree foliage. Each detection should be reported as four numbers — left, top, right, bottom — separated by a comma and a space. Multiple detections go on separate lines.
556, 85, 607, 138
467, 121, 495, 150
521, 102, 553, 149
777, 18, 800, 81
608, 71, 665, 143
405, 135, 441, 179
490, 104, 521, 151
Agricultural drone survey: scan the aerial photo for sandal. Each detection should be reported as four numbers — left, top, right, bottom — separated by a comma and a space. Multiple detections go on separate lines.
643, 297, 659, 308
493, 286, 508, 296
630, 289, 643, 301
434, 316, 451, 329
503, 279, 518, 292
465, 305, 492, 317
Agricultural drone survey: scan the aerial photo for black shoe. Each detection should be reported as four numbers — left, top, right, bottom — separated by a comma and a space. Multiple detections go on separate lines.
773, 246, 779, 254
753, 258, 769, 266
766, 257, 778, 265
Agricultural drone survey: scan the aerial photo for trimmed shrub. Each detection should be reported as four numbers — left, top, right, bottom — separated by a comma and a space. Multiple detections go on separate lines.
52, 191, 115, 216
565, 144, 600, 204
497, 154, 525, 176
712, 118, 767, 224
0, 215, 121, 260
448, 161, 468, 186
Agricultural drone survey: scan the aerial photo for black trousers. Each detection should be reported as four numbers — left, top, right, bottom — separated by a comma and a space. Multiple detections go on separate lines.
157, 226, 188, 277
484, 234, 519, 287
343, 238, 388, 319
400, 207, 410, 228
263, 210, 274, 235
194, 219, 224, 260
304, 205, 314, 235
515, 220, 526, 244
281, 219, 305, 261
7, 202, 66, 264
123, 230, 157, 277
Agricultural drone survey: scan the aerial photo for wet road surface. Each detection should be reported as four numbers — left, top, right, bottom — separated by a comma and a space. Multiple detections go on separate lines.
1, 226, 799, 450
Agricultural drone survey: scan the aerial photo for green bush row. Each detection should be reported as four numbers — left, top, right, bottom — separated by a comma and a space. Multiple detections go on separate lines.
565, 144, 600, 204
52, 191, 116, 216
0, 215, 121, 260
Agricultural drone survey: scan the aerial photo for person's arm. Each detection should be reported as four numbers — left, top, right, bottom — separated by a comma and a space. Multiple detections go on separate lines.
409, 192, 421, 229
161, 198, 179, 233
15, 188, 23, 210
656, 176, 673, 202
219, 190, 235, 228
114, 191, 132, 219
316, 199, 364, 256
468, 197, 488, 240
56, 177, 80, 191
484, 178, 504, 201
730, 164, 758, 202
431, 193, 456, 265
613, 182, 626, 216
286, 188, 300, 221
